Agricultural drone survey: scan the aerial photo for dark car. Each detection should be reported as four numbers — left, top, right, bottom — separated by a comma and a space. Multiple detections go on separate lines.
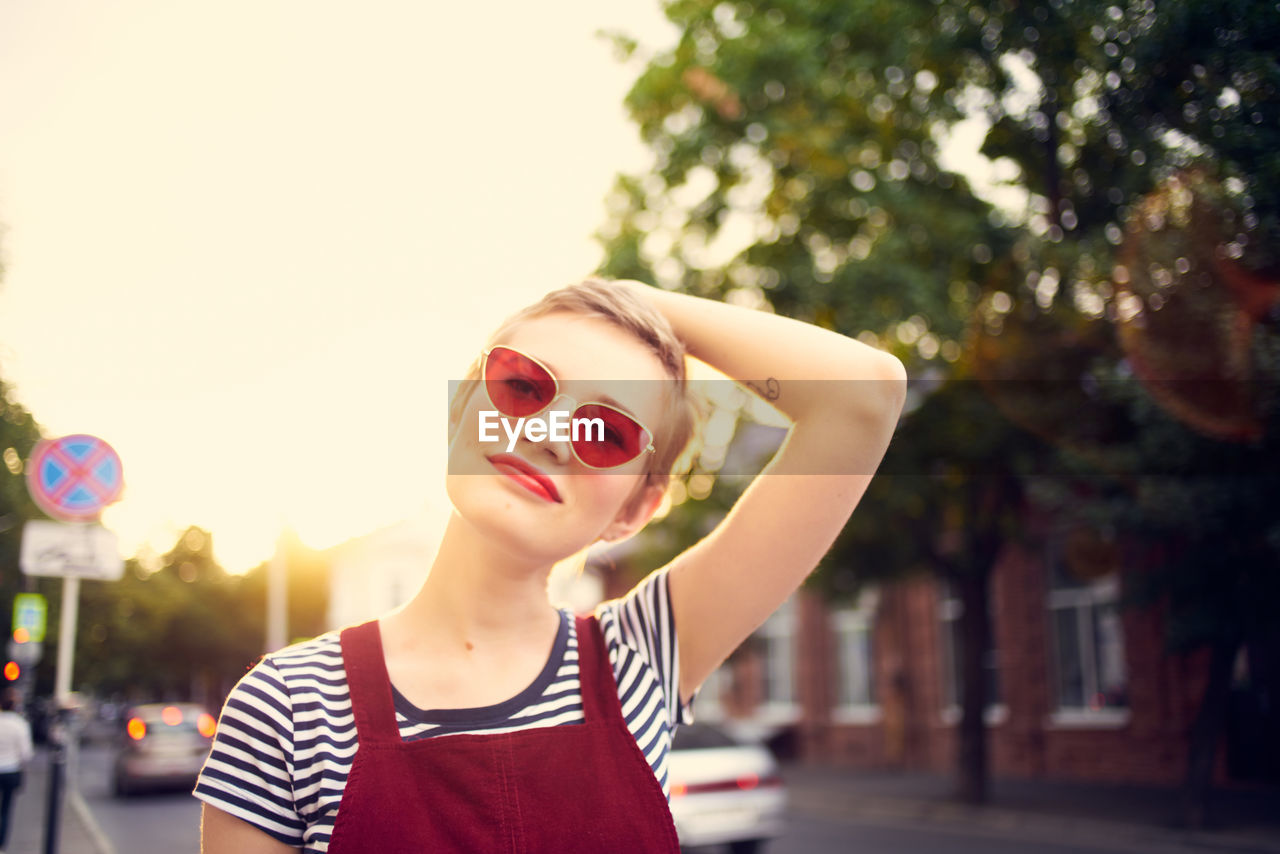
113, 702, 217, 796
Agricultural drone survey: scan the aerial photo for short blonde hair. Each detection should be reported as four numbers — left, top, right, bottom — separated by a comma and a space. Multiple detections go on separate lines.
452, 277, 701, 516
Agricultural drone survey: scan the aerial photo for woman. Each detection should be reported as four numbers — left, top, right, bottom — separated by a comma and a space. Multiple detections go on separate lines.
195, 277, 906, 852
0, 687, 34, 854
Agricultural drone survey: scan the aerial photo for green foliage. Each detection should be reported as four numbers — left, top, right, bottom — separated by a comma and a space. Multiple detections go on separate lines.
595, 0, 1046, 609
966, 0, 1279, 271
65, 527, 261, 699
34, 526, 333, 703
0, 374, 48, 668
0, 378, 43, 527
596, 0, 1009, 357
950, 0, 1280, 657
599, 0, 1280, 637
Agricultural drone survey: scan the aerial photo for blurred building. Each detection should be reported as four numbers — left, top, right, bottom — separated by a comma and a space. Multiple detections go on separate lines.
326, 516, 443, 629
324, 512, 605, 630
596, 504, 1279, 789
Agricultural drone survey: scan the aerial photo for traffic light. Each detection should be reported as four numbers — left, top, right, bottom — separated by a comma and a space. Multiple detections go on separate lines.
7, 625, 41, 678
8, 594, 45, 691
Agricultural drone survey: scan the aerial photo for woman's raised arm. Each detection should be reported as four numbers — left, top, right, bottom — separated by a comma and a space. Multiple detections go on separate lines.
617, 280, 907, 704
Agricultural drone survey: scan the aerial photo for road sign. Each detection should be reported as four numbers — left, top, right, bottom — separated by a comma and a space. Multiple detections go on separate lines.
26, 434, 124, 521
13, 593, 47, 643
20, 520, 125, 581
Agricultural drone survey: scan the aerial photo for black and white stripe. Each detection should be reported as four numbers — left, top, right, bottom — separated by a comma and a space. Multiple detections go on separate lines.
194, 567, 692, 852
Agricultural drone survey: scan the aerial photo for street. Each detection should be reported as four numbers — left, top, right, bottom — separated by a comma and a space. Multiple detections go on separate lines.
682, 815, 1211, 854
767, 817, 1174, 854
74, 744, 202, 854
7, 745, 1213, 854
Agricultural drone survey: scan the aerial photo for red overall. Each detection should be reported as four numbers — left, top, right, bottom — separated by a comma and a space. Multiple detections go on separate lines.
326, 615, 682, 853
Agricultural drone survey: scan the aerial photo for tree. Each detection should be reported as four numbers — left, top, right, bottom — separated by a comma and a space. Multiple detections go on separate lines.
597, 0, 1004, 347
70, 527, 262, 703
0, 376, 44, 600
70, 527, 332, 705
597, 0, 1279, 819
0, 258, 54, 702
946, 0, 1280, 826
597, 0, 1037, 805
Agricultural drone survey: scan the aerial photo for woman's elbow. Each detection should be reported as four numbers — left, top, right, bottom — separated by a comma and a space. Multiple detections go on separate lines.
878, 355, 908, 418
842, 353, 907, 424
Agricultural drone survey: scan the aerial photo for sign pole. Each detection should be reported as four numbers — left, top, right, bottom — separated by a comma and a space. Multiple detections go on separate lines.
45, 565, 82, 854
43, 727, 65, 854
60, 571, 83, 793
54, 575, 79, 701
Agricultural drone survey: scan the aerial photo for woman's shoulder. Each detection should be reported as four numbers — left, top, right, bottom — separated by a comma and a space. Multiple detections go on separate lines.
218, 629, 351, 735
257, 629, 348, 686
267, 629, 345, 665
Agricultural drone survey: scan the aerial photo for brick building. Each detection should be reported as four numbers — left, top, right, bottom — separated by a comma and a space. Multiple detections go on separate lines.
597, 521, 1278, 788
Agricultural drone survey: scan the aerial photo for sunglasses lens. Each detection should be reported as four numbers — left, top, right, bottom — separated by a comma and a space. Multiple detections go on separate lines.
572, 404, 651, 468
484, 347, 555, 417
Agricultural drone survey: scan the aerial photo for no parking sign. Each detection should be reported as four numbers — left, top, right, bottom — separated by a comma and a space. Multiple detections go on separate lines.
25, 434, 123, 521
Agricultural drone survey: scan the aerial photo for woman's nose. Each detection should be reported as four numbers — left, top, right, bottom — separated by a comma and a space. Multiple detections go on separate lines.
531, 393, 576, 465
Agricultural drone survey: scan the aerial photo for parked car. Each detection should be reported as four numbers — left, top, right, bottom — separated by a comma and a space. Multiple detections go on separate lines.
668, 722, 786, 853
113, 702, 217, 796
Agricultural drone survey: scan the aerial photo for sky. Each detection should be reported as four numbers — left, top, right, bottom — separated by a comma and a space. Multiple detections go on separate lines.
0, 2, 1009, 575
0, 1, 682, 572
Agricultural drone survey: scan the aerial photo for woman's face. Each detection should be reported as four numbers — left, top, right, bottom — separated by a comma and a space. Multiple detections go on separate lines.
446, 312, 671, 564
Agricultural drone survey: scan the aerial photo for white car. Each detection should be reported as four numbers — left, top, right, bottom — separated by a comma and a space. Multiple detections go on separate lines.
668, 723, 787, 853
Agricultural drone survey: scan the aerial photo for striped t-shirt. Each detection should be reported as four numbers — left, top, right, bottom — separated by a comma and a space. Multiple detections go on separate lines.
193, 567, 692, 852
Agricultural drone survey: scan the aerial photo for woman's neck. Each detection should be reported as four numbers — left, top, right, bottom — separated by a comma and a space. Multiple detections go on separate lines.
382, 511, 560, 654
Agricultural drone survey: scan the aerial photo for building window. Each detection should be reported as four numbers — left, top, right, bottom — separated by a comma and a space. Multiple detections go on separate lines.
758, 596, 798, 714
832, 588, 880, 723
938, 577, 1004, 724
1047, 537, 1129, 724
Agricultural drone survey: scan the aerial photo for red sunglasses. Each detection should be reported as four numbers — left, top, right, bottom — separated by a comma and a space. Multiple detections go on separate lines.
481, 345, 656, 470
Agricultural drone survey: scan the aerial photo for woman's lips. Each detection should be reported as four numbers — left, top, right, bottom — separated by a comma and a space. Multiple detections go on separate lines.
487, 454, 562, 503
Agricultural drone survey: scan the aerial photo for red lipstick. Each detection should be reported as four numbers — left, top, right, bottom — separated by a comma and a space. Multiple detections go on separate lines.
487, 454, 562, 503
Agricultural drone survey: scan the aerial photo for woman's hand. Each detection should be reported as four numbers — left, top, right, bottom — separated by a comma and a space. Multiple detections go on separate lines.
616, 279, 905, 427
618, 280, 907, 703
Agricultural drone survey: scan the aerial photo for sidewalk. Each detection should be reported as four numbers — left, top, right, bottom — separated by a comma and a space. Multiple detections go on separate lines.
782, 763, 1280, 853
8, 748, 106, 854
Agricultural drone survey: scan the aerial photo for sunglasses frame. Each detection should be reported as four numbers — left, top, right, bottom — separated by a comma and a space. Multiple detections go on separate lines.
480, 345, 657, 470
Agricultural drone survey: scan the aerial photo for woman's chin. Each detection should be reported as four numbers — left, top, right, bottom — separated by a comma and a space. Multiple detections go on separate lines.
445, 479, 587, 563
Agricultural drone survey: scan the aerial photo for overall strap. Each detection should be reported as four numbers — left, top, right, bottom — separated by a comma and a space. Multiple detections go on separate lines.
574, 614, 618, 725
339, 620, 400, 744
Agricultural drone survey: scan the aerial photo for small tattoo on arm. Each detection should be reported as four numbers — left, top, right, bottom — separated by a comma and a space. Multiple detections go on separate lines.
744, 378, 781, 401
